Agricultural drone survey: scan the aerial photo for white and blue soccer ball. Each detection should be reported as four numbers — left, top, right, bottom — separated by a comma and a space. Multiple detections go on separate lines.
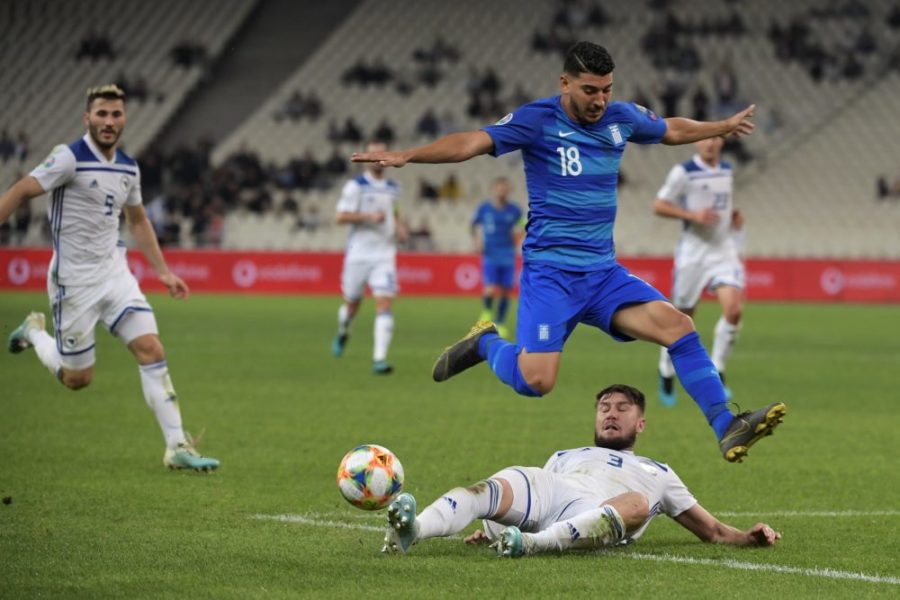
336, 444, 404, 510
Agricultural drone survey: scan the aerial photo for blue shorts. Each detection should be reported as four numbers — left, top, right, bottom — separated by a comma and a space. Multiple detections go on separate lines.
516, 262, 666, 353
483, 260, 516, 289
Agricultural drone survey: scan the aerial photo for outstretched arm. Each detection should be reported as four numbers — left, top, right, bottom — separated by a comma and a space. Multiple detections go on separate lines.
123, 204, 189, 299
0, 176, 45, 224
351, 131, 494, 168
662, 105, 755, 146
674, 504, 780, 546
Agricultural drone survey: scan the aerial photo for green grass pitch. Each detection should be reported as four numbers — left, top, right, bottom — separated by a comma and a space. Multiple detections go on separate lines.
1, 291, 898, 598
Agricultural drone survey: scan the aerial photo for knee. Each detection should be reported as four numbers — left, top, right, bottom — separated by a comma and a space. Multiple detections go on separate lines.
724, 306, 743, 325
613, 492, 650, 531
627, 492, 650, 521
129, 335, 165, 364
60, 370, 92, 390
523, 372, 556, 395
673, 310, 696, 336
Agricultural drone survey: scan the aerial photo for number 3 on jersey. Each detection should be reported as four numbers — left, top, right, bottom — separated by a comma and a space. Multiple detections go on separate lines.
556, 146, 582, 176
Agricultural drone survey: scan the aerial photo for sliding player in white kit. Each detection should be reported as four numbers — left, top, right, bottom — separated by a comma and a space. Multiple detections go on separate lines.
382, 384, 780, 557
654, 136, 745, 406
1, 85, 218, 472
332, 140, 408, 374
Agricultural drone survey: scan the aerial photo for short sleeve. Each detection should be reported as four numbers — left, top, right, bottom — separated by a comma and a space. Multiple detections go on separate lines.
625, 103, 667, 144
336, 179, 361, 214
482, 103, 546, 157
656, 164, 687, 201
659, 467, 698, 517
471, 203, 485, 226
126, 165, 143, 206
29, 145, 76, 191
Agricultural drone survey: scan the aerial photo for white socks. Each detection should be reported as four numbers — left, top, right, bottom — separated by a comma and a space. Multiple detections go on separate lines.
528, 505, 625, 552
711, 316, 740, 373
28, 329, 62, 376
337, 304, 352, 336
139, 361, 186, 449
660, 316, 740, 376
658, 345, 675, 378
416, 482, 502, 540
373, 312, 393, 362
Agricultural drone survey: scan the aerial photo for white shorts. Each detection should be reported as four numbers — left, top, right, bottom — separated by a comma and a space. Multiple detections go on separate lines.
672, 250, 745, 309
341, 259, 398, 301
48, 268, 158, 370
481, 466, 625, 539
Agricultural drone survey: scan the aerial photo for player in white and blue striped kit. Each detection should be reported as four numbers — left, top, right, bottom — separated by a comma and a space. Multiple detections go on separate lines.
353, 43, 784, 463
654, 136, 746, 407
382, 384, 781, 556
1, 85, 218, 471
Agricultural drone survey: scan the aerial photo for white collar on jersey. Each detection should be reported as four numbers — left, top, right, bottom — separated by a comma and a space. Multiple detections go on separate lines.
362, 171, 391, 186
83, 133, 116, 164
691, 154, 722, 172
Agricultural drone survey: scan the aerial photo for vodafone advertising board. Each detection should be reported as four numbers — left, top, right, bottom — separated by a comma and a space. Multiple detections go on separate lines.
2, 248, 899, 302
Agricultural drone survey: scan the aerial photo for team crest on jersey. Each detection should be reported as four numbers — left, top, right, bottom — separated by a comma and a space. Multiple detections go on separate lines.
120, 176, 130, 191
495, 113, 513, 126
608, 124, 624, 145
639, 462, 659, 476
43, 154, 56, 169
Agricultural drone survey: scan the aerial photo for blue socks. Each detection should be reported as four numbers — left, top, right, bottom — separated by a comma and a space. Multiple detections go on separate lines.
668, 332, 734, 439
478, 333, 541, 397
483, 295, 494, 311
496, 297, 509, 324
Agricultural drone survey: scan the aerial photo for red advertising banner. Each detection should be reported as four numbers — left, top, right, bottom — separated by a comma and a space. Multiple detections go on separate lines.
2, 248, 899, 302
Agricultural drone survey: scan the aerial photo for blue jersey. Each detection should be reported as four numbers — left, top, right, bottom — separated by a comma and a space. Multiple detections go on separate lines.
471, 201, 522, 265
483, 97, 667, 271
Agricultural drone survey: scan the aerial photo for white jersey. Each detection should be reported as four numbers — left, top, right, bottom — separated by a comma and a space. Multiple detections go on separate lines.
544, 446, 697, 539
30, 134, 142, 286
657, 155, 737, 261
336, 172, 401, 263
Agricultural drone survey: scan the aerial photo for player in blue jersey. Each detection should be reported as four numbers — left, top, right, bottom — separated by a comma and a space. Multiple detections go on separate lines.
353, 42, 785, 462
471, 176, 523, 337
0, 85, 218, 472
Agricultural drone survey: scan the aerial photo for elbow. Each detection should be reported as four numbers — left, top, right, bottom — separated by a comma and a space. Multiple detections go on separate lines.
660, 133, 683, 146
652, 199, 673, 217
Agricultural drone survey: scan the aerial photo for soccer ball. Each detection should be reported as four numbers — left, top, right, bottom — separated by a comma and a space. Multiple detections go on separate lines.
336, 444, 404, 510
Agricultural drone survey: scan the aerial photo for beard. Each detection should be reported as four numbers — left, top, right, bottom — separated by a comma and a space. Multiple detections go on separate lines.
594, 431, 636, 451
88, 124, 120, 149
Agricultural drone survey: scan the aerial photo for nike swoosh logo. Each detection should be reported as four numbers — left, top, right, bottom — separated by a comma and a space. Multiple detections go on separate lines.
721, 420, 750, 443
558, 131, 575, 138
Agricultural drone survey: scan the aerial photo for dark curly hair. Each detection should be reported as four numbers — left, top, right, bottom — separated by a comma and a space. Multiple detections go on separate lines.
563, 42, 615, 77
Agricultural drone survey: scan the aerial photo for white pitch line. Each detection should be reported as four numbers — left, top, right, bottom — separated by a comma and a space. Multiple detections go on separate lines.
620, 552, 900, 585
715, 510, 900, 518
252, 513, 464, 539
253, 513, 385, 532
252, 513, 899, 585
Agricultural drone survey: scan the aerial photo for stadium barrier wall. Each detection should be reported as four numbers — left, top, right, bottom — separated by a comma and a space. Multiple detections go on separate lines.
2, 248, 900, 302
